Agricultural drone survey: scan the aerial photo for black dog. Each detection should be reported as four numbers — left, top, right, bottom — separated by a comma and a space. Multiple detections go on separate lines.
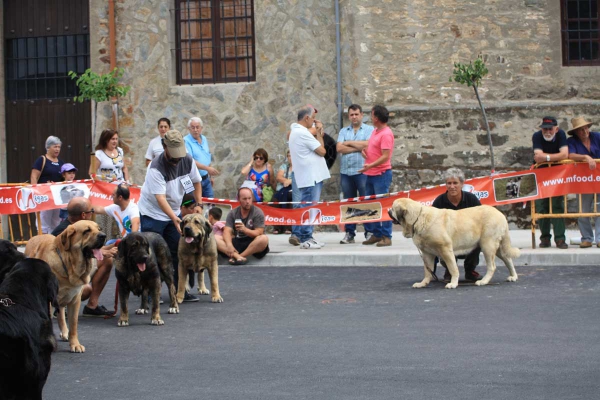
114, 232, 179, 326
0, 259, 59, 400
0, 239, 26, 284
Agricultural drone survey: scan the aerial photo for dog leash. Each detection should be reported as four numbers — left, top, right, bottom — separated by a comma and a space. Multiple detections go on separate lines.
55, 248, 69, 277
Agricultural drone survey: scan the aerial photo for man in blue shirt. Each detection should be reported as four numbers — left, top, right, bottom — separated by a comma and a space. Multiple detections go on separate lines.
336, 104, 374, 244
184, 117, 220, 198
567, 117, 600, 248
532, 116, 569, 249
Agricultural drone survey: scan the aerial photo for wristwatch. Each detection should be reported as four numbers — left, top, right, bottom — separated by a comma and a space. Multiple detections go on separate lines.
546, 155, 550, 162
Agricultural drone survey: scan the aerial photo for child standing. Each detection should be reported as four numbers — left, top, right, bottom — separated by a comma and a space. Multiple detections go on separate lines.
59, 163, 78, 220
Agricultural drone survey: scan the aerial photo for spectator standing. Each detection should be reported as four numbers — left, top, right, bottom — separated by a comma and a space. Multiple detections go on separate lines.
567, 117, 600, 248
289, 105, 330, 249
532, 116, 569, 249
184, 117, 220, 198
273, 149, 293, 235
240, 148, 275, 201
145, 117, 171, 166
138, 130, 204, 301
359, 105, 394, 247
30, 136, 65, 233
336, 104, 374, 244
432, 168, 482, 282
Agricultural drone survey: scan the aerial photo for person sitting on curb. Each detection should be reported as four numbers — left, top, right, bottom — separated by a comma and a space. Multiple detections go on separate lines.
222, 187, 270, 265
51, 197, 117, 317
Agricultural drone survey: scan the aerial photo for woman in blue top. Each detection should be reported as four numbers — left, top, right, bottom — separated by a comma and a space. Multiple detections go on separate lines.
240, 148, 275, 202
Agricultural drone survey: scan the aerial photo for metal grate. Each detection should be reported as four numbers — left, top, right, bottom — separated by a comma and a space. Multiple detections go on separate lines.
561, 0, 600, 66
173, 0, 256, 85
5, 34, 90, 100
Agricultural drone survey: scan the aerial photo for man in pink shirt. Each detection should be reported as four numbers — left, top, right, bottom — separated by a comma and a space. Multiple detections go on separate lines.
359, 105, 394, 247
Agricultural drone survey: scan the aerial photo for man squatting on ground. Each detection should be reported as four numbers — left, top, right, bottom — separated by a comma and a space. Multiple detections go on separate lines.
532, 116, 569, 249
336, 104, 374, 244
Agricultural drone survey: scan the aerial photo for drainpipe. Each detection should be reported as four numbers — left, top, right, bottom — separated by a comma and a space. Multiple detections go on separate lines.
335, 0, 343, 131
109, 0, 118, 131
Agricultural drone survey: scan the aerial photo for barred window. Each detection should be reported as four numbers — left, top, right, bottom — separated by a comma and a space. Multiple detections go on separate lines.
561, 0, 600, 66
174, 0, 256, 84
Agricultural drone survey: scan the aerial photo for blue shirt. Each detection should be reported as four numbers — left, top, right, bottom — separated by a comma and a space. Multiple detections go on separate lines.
567, 131, 600, 159
184, 134, 212, 177
337, 124, 374, 176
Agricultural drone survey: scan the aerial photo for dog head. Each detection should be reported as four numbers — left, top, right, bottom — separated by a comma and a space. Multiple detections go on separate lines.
388, 198, 423, 239
180, 213, 212, 251
59, 220, 106, 259
1, 259, 59, 315
118, 232, 151, 273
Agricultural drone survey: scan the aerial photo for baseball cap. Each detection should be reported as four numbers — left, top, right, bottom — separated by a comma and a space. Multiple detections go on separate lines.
539, 116, 558, 129
60, 163, 78, 173
163, 130, 187, 158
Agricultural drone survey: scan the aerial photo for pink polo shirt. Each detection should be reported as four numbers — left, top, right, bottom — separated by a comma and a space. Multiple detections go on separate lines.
363, 125, 394, 176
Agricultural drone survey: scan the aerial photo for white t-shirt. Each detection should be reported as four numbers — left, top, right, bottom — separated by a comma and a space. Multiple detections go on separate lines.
95, 147, 125, 182
145, 136, 164, 162
289, 123, 330, 188
104, 202, 140, 238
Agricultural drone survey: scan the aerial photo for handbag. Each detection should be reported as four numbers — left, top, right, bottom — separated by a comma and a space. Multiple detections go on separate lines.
274, 185, 291, 202
262, 185, 274, 202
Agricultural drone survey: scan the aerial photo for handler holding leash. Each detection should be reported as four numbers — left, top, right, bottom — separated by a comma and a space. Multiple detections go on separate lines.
432, 168, 482, 282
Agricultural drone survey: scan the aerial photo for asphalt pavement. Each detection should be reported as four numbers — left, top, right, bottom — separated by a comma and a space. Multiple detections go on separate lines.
44, 263, 600, 400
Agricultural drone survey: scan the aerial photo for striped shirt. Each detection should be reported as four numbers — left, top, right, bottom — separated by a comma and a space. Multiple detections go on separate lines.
337, 124, 374, 176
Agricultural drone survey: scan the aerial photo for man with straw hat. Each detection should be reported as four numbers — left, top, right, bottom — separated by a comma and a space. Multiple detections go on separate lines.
567, 117, 600, 248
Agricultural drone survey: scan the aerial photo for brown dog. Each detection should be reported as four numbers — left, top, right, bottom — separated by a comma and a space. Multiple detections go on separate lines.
177, 213, 222, 304
388, 198, 520, 289
25, 220, 106, 352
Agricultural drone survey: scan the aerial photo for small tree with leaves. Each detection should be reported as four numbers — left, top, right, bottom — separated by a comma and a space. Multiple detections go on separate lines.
68, 68, 131, 145
450, 58, 495, 172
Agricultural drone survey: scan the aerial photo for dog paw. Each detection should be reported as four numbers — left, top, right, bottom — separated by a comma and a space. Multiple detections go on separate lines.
151, 318, 165, 326
168, 307, 179, 314
135, 308, 149, 315
412, 282, 427, 288
198, 288, 210, 295
211, 296, 224, 303
70, 343, 85, 353
506, 276, 518, 282
474, 280, 486, 286
117, 320, 129, 327
176, 295, 184, 304
59, 331, 69, 341
444, 282, 458, 289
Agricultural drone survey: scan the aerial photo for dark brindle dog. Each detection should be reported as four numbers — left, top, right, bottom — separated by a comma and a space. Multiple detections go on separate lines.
0, 259, 59, 400
0, 239, 26, 284
115, 232, 179, 326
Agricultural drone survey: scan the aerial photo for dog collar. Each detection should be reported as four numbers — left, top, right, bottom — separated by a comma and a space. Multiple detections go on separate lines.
0, 296, 14, 307
56, 248, 69, 277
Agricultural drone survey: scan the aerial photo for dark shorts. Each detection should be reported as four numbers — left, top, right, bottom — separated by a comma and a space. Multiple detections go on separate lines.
231, 236, 270, 259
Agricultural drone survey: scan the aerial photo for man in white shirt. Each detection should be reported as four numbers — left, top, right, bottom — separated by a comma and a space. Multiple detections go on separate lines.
289, 105, 330, 249
94, 183, 140, 239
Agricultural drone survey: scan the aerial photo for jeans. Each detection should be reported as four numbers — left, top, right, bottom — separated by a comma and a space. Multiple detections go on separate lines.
535, 197, 566, 242
340, 173, 371, 237
578, 194, 600, 242
201, 176, 214, 198
291, 172, 301, 238
364, 169, 393, 239
140, 215, 182, 289
295, 181, 324, 243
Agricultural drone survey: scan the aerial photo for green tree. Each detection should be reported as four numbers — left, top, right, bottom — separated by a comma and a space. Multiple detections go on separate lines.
68, 68, 131, 145
450, 58, 495, 172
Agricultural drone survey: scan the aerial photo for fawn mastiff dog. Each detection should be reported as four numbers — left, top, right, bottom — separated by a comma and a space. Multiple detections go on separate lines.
388, 198, 520, 289
178, 213, 222, 303
25, 220, 106, 352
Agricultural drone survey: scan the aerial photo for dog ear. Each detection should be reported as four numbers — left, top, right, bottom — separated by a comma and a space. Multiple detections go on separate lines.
204, 221, 212, 236
180, 217, 186, 233
60, 225, 76, 251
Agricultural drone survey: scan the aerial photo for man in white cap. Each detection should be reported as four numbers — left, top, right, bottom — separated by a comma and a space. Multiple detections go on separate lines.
567, 117, 600, 248
138, 130, 204, 301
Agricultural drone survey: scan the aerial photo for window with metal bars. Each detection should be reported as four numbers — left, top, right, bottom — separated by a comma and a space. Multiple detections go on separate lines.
561, 0, 600, 66
174, 0, 256, 84
5, 35, 90, 100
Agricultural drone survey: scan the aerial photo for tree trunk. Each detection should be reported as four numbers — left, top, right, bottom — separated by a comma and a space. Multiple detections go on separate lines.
473, 85, 495, 173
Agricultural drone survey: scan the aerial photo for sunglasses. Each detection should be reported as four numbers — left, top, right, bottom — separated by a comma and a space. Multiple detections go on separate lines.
83, 209, 95, 215
254, 156, 264, 161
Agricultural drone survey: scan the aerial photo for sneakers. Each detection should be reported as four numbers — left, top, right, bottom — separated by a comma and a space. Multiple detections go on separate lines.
340, 232, 355, 244
556, 240, 568, 249
183, 291, 200, 302
82, 304, 112, 317
539, 238, 551, 248
376, 237, 392, 247
363, 235, 382, 245
300, 238, 322, 249
464, 270, 482, 282
580, 240, 593, 248
289, 235, 301, 246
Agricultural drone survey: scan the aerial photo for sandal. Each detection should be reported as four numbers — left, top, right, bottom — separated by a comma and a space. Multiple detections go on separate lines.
273, 229, 280, 235
228, 258, 247, 266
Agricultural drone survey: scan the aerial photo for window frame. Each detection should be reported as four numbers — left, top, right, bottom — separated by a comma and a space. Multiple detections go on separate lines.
561, 0, 600, 66
174, 0, 257, 85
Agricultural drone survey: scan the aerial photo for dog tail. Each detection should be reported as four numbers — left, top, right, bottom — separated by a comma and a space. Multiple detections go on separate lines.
500, 230, 521, 259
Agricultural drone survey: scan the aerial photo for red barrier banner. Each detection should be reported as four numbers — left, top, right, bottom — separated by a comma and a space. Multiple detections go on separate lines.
1, 163, 599, 226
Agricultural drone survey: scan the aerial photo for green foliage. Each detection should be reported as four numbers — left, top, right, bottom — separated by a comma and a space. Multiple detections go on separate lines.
68, 68, 131, 103
449, 58, 489, 88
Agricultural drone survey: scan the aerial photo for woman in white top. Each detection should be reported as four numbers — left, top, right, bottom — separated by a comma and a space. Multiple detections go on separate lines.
145, 117, 171, 166
89, 129, 130, 183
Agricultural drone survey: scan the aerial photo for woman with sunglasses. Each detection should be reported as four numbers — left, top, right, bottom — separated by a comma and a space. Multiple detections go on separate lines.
240, 148, 275, 202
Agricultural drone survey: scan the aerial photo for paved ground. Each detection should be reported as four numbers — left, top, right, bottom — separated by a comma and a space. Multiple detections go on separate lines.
44, 264, 600, 400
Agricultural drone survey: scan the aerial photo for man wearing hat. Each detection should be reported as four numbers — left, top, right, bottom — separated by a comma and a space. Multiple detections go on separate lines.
532, 116, 569, 249
567, 117, 600, 248
138, 130, 204, 301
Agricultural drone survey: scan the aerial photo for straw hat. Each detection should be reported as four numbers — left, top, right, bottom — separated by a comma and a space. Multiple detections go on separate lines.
568, 117, 593, 135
